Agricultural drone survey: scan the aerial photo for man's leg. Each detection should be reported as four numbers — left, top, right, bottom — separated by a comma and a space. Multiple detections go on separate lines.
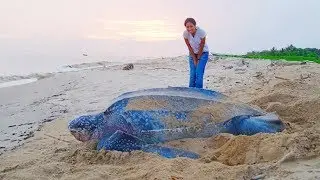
189, 56, 196, 87
195, 52, 209, 88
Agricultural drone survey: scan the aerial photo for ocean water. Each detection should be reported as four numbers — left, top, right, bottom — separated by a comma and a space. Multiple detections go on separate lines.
0, 39, 186, 77
0, 53, 141, 88
0, 39, 188, 90
0, 54, 142, 76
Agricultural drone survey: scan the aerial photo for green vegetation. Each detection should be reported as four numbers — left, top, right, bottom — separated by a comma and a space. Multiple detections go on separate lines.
213, 45, 320, 64
243, 45, 320, 63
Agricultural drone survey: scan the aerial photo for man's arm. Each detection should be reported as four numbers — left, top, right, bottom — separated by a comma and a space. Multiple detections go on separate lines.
184, 38, 198, 65
197, 37, 206, 60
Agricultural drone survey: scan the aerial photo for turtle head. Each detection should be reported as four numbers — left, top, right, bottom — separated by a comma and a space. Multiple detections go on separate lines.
68, 113, 104, 142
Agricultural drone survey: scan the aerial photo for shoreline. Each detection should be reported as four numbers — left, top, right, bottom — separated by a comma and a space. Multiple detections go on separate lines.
0, 56, 319, 179
0, 55, 192, 87
1, 53, 315, 86
0, 78, 38, 89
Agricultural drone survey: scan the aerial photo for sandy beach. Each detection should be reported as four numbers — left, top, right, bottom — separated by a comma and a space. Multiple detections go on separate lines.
0, 56, 320, 180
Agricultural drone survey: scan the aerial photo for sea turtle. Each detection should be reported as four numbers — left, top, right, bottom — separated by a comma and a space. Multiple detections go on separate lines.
68, 87, 284, 159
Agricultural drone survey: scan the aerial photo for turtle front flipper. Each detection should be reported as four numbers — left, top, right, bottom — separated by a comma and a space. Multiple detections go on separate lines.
97, 130, 144, 152
97, 130, 200, 159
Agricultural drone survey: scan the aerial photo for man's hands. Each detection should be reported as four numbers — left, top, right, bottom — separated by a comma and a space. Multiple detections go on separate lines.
193, 55, 198, 66
193, 54, 203, 66
197, 54, 202, 61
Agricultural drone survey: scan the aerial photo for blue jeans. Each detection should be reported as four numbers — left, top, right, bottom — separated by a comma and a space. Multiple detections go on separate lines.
189, 52, 209, 88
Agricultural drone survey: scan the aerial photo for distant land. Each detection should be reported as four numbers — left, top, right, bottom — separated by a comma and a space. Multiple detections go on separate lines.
213, 45, 320, 64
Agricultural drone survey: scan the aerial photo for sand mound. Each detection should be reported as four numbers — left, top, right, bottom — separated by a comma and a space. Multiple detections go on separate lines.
203, 134, 288, 166
251, 80, 320, 132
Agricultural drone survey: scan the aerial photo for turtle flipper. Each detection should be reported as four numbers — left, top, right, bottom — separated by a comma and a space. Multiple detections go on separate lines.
97, 130, 200, 159
97, 130, 144, 152
222, 113, 285, 135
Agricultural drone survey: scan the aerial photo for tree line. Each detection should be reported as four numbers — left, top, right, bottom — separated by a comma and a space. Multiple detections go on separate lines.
243, 45, 320, 63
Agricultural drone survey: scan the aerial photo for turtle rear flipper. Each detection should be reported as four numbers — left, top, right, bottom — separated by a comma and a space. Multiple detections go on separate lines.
222, 113, 284, 135
97, 130, 200, 159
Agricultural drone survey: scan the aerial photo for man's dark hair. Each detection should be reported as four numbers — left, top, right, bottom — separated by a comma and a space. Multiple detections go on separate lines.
184, 18, 196, 26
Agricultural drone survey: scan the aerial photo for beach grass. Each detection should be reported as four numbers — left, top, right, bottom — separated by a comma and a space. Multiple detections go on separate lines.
214, 45, 320, 64
243, 55, 320, 63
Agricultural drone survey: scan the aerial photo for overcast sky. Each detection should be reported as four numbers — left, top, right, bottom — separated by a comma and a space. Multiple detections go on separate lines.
0, 0, 320, 74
